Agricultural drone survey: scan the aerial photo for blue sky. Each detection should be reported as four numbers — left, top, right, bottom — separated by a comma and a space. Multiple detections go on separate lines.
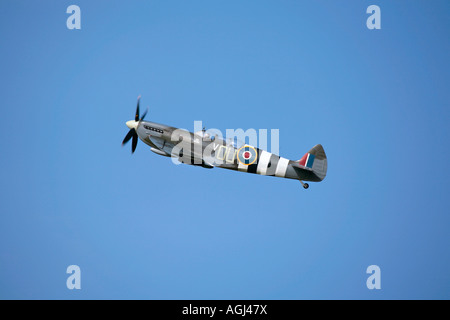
0, 1, 449, 299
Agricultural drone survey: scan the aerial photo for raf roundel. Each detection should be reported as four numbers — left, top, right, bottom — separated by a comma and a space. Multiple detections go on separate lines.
237, 146, 258, 165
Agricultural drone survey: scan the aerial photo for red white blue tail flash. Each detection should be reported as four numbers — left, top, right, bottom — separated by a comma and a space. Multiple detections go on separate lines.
298, 152, 315, 169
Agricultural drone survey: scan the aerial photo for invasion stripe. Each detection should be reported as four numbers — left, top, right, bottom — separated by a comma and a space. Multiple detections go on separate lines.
256, 150, 272, 176
265, 154, 279, 176
275, 157, 289, 178
238, 160, 248, 172
247, 148, 260, 174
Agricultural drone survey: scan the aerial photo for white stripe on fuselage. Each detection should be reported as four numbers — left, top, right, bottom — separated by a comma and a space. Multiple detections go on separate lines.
275, 157, 289, 178
256, 150, 272, 175
238, 160, 248, 172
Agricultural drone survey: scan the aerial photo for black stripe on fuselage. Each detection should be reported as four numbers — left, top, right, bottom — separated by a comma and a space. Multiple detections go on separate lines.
247, 148, 260, 174
265, 154, 280, 176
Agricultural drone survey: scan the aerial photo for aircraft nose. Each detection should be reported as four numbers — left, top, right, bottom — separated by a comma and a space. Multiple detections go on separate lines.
126, 120, 138, 130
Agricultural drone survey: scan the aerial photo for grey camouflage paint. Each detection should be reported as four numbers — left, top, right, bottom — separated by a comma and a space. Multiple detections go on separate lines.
133, 120, 327, 184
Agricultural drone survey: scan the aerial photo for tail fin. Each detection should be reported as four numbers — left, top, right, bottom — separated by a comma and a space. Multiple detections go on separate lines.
297, 144, 327, 181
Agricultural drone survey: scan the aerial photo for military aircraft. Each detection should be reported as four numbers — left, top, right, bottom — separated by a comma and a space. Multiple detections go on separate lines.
122, 97, 327, 189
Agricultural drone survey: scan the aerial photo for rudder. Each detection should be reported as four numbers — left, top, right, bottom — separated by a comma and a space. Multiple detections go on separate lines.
298, 144, 327, 181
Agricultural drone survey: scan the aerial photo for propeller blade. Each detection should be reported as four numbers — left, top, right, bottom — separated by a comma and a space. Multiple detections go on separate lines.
140, 108, 148, 122
131, 132, 138, 153
135, 95, 141, 121
122, 128, 135, 145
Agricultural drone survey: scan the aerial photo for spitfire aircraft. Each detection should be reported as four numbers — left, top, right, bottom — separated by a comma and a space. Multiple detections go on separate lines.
122, 97, 327, 189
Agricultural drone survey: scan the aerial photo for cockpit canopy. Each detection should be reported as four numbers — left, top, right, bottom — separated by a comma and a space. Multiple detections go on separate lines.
194, 130, 211, 139
194, 130, 213, 141
194, 130, 245, 148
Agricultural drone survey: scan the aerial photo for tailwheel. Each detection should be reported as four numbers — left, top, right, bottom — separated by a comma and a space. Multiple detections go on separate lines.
300, 180, 309, 189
